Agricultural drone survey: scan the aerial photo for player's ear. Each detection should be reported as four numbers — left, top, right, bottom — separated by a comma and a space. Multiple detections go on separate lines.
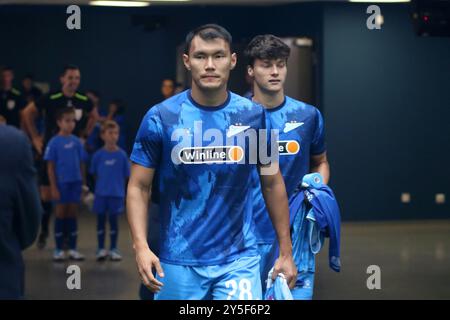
182, 54, 191, 71
247, 65, 254, 77
230, 52, 237, 70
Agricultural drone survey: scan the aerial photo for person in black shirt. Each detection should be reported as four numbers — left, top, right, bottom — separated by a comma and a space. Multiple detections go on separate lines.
21, 74, 43, 104
0, 66, 27, 129
23, 64, 98, 249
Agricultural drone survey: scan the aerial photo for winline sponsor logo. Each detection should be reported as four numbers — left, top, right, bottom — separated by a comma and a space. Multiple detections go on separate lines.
179, 146, 244, 164
278, 140, 300, 155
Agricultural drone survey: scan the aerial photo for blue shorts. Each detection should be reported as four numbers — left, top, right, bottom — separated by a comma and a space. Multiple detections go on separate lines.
257, 243, 276, 292
57, 181, 82, 204
291, 271, 315, 300
93, 196, 125, 215
154, 255, 262, 300
257, 243, 315, 300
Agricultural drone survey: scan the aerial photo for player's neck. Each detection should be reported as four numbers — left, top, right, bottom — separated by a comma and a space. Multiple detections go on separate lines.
62, 87, 76, 98
58, 130, 72, 137
190, 85, 228, 108
104, 144, 118, 152
252, 88, 285, 109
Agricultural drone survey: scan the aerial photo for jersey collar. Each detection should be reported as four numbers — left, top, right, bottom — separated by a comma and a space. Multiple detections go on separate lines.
187, 89, 231, 111
252, 96, 286, 112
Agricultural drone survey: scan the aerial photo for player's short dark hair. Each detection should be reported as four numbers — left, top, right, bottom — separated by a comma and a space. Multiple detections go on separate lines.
101, 120, 119, 134
184, 24, 232, 54
56, 107, 76, 121
61, 64, 80, 77
244, 34, 291, 67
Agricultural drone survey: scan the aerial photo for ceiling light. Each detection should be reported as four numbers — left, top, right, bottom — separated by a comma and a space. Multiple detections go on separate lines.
349, 0, 410, 3
90, 1, 151, 7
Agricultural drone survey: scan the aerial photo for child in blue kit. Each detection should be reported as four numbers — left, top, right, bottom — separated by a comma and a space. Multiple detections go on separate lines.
44, 107, 87, 261
90, 120, 130, 261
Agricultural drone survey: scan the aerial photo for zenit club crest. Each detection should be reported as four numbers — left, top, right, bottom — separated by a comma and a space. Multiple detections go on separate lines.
179, 146, 244, 164
278, 140, 300, 155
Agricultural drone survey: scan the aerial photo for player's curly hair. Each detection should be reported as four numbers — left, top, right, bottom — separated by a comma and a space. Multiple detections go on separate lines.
184, 24, 232, 54
244, 34, 290, 67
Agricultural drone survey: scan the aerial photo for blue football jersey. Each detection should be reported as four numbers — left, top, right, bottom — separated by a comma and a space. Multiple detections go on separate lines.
90, 148, 130, 198
131, 90, 276, 266
252, 96, 326, 244
44, 134, 86, 183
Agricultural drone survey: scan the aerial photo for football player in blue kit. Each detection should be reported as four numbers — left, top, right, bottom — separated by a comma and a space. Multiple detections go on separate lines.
127, 24, 297, 300
245, 34, 330, 299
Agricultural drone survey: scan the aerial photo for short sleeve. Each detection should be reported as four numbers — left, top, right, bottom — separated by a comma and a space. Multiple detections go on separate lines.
35, 94, 49, 113
17, 94, 27, 110
130, 107, 163, 168
43, 139, 56, 162
310, 108, 326, 155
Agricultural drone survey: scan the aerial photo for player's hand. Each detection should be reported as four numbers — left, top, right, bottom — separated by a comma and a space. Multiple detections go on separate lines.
50, 186, 60, 201
32, 135, 43, 155
82, 184, 89, 194
272, 254, 298, 289
135, 246, 164, 293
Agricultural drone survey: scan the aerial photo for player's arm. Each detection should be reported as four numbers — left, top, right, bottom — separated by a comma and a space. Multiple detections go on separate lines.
20, 109, 27, 132
258, 165, 297, 288
310, 151, 330, 184
22, 101, 43, 154
127, 163, 164, 293
47, 161, 59, 200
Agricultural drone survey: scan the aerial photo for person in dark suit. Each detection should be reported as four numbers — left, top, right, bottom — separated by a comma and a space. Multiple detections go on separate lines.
0, 123, 42, 299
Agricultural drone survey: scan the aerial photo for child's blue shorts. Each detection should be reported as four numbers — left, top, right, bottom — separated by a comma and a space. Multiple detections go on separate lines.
93, 195, 125, 215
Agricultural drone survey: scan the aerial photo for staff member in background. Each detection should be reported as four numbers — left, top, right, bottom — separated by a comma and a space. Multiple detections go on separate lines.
0, 66, 27, 129
22, 64, 98, 249
160, 78, 176, 100
0, 124, 42, 299
21, 74, 43, 104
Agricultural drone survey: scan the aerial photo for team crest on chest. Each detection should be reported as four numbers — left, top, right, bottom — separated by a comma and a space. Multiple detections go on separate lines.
283, 121, 304, 133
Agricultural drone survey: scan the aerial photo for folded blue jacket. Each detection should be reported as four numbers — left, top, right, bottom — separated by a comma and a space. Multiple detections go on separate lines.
263, 173, 341, 300
300, 173, 341, 272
